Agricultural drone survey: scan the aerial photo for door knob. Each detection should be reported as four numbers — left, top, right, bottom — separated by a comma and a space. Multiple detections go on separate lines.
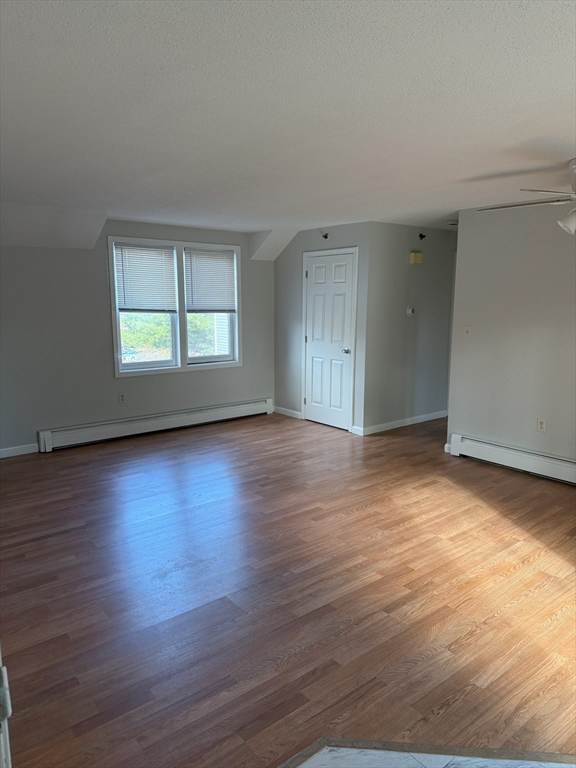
342, 348, 351, 354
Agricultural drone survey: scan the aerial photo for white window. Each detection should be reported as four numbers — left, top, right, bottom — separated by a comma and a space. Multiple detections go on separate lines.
109, 237, 240, 376
184, 248, 237, 364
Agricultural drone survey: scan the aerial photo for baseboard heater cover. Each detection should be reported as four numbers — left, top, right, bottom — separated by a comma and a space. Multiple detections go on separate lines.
450, 433, 576, 484
38, 398, 273, 452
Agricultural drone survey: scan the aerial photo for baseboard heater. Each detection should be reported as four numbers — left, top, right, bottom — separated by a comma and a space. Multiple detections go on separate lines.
449, 433, 576, 484
38, 398, 273, 452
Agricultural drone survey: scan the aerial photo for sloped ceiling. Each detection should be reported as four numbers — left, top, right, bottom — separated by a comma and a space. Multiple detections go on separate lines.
1, 0, 575, 250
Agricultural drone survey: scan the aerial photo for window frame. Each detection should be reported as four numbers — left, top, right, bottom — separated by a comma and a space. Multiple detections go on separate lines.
186, 312, 236, 365
108, 236, 242, 378
118, 310, 180, 372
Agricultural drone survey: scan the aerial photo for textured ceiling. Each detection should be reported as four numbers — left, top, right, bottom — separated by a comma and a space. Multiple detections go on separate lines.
1, 0, 575, 246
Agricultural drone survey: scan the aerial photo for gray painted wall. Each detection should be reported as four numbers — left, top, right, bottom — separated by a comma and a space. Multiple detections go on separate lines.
274, 221, 456, 430
274, 223, 372, 426
364, 223, 456, 427
0, 220, 274, 449
448, 204, 576, 461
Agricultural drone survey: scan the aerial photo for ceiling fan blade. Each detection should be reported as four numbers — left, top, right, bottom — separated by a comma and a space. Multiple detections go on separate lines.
477, 197, 573, 212
520, 188, 573, 195
465, 163, 567, 182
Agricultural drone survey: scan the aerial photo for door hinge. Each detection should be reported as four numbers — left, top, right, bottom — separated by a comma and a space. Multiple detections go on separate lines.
305, 270, 308, 278
304, 397, 306, 405
305, 335, 307, 343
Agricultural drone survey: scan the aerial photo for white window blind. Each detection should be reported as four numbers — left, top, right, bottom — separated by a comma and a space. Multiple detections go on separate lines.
184, 249, 236, 313
113, 243, 177, 312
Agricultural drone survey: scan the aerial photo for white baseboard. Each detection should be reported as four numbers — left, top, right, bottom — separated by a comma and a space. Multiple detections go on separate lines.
38, 398, 273, 452
450, 433, 576, 484
0, 443, 38, 459
352, 410, 448, 437
274, 407, 303, 419
444, 443, 452, 453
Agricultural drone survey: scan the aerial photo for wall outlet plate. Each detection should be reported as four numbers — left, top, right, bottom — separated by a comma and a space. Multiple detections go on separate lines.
537, 418, 546, 432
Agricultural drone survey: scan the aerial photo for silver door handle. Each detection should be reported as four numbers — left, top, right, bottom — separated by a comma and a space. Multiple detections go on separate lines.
342, 348, 351, 354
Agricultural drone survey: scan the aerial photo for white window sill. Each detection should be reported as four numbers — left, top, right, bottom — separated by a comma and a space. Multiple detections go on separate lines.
115, 360, 242, 378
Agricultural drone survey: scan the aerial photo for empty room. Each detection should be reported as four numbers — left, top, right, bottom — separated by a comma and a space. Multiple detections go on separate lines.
0, 2, 575, 768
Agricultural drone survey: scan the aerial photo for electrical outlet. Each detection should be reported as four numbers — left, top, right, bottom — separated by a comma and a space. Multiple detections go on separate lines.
118, 393, 125, 404
464, 326, 472, 338
537, 418, 546, 432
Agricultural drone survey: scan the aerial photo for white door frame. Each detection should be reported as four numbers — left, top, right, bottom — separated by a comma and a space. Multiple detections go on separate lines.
301, 247, 359, 431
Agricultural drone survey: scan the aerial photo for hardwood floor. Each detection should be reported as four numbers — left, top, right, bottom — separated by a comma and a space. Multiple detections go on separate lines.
1, 415, 574, 768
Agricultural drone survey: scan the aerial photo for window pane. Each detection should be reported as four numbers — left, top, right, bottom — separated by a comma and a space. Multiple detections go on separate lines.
119, 312, 175, 366
187, 313, 232, 359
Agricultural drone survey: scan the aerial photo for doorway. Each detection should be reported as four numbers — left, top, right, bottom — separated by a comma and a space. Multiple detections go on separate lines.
302, 248, 358, 430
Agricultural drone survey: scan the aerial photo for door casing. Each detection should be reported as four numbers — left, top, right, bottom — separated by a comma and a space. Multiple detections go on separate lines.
301, 247, 359, 431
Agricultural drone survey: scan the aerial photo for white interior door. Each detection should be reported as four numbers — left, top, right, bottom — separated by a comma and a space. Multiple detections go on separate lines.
304, 249, 356, 430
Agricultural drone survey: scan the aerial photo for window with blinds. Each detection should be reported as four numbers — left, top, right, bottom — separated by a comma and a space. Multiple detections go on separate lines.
109, 238, 240, 375
184, 249, 236, 363
114, 244, 177, 313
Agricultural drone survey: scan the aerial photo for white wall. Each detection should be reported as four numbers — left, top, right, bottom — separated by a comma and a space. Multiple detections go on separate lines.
0, 220, 274, 451
274, 221, 456, 430
448, 204, 576, 461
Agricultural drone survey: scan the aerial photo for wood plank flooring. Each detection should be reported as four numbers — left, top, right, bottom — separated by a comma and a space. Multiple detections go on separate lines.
1, 415, 574, 768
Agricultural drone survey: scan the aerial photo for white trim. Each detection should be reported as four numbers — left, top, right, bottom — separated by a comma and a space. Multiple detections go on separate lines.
107, 236, 242, 378
112, 360, 242, 377
301, 247, 359, 432
450, 433, 576, 484
274, 407, 303, 419
301, 256, 307, 421
0, 444, 38, 459
0, 649, 11, 768
444, 443, 452, 453
0, 711, 10, 768
38, 399, 273, 452
351, 410, 448, 436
